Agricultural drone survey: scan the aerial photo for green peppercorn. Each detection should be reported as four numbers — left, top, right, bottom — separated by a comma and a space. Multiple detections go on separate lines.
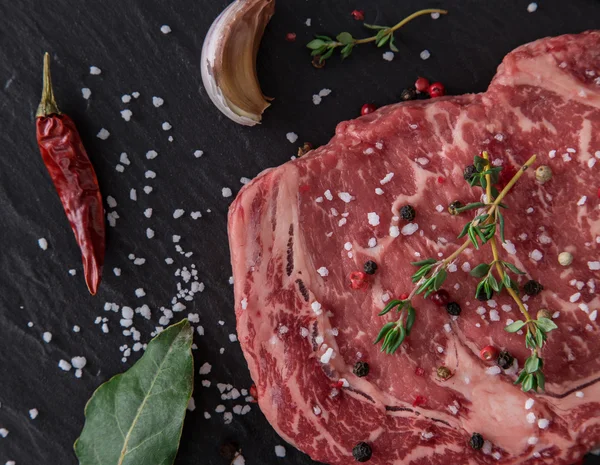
463, 164, 477, 182
401, 88, 417, 101
352, 442, 372, 462
363, 261, 378, 275
496, 351, 514, 369
469, 433, 484, 450
400, 205, 416, 221
353, 361, 370, 377
446, 302, 461, 316
523, 280, 544, 296
448, 200, 463, 216
437, 366, 452, 380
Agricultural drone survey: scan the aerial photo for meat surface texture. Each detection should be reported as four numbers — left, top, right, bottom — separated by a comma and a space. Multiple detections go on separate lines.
228, 32, 600, 465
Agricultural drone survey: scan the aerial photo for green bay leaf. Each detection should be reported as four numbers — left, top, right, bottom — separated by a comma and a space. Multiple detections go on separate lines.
74, 319, 194, 465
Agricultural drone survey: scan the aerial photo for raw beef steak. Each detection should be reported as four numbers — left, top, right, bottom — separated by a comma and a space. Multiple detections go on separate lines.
229, 32, 600, 465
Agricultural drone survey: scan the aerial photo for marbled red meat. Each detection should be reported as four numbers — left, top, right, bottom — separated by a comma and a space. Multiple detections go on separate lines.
229, 32, 600, 465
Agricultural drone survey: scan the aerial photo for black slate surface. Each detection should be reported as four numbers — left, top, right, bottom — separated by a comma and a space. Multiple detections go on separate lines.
0, 1, 599, 464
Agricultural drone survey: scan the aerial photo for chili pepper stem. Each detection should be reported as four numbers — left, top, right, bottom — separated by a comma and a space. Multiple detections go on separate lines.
36, 52, 60, 118
354, 9, 448, 45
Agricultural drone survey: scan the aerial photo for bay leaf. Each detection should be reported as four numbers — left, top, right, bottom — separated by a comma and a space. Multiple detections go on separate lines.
74, 319, 194, 465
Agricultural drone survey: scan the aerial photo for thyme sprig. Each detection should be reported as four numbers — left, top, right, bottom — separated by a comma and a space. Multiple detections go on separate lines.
374, 152, 539, 363
306, 9, 447, 64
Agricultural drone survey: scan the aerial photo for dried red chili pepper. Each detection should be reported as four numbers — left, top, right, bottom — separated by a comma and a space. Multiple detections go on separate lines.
36, 53, 105, 295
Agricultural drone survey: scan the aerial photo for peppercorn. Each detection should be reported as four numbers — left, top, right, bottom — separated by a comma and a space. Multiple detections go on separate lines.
524, 280, 544, 296
351, 9, 365, 21
219, 442, 240, 460
469, 433, 484, 450
476, 287, 492, 301
401, 88, 417, 101
537, 309, 552, 320
558, 251, 573, 266
428, 82, 446, 98
285, 32, 297, 42
415, 77, 430, 93
448, 200, 463, 216
480, 345, 498, 361
353, 361, 370, 377
446, 302, 462, 316
496, 351, 514, 369
463, 164, 477, 182
361, 103, 377, 116
430, 290, 450, 307
400, 205, 416, 221
312, 55, 326, 69
437, 366, 452, 380
363, 261, 378, 275
352, 442, 372, 462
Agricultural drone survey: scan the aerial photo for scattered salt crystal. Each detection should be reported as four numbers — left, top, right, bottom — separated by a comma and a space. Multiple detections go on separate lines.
58, 360, 72, 371
526, 412, 536, 423
222, 187, 232, 198
121, 94, 131, 103
431, 12, 440, 19
135, 288, 145, 298
389, 226, 400, 238
190, 211, 202, 219
71, 357, 87, 369
525, 399, 535, 410
286, 132, 298, 143
530, 249, 543, 261
89, 66, 101, 75
96, 128, 110, 140
569, 292, 581, 303
527, 436, 539, 445
81, 88, 91, 99
193, 150, 204, 159
317, 267, 329, 277
115, 164, 124, 172
375, 188, 384, 195
312, 94, 322, 105
577, 196, 587, 206
382, 51, 394, 61
311, 301, 322, 315
368, 237, 377, 248
319, 88, 332, 97
338, 192, 354, 203
146, 228, 154, 239
575, 391, 584, 398
0, 428, 9, 438
120, 109, 132, 121
380, 173, 394, 184
344, 242, 352, 251
537, 419, 549, 429
320, 347, 334, 364
486, 366, 501, 375
160, 25, 171, 34
72, 325, 80, 332
152, 96, 164, 108
305, 18, 311, 26
489, 310, 500, 321
590, 310, 598, 322
367, 212, 380, 226
38, 238, 48, 250
42, 332, 52, 343
129, 188, 137, 201
401, 223, 418, 236
113, 268, 121, 276
588, 261, 600, 270
420, 50, 431, 60
199, 362, 212, 375
173, 209, 185, 219
275, 445, 286, 458
527, 2, 538, 12
29, 408, 39, 420
106, 196, 117, 208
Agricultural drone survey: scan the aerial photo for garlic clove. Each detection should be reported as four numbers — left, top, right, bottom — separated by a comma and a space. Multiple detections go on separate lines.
201, 0, 275, 126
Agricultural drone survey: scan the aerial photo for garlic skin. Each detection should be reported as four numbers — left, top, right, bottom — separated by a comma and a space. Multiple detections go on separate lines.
201, 0, 275, 126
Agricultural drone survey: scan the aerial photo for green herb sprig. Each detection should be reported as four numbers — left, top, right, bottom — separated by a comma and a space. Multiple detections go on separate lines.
374, 152, 538, 362
307, 9, 448, 64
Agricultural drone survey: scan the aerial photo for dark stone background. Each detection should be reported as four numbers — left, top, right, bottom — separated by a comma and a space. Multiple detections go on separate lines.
0, 0, 598, 464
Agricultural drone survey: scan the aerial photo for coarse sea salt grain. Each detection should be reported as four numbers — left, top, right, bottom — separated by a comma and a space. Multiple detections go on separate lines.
71, 357, 87, 369
311, 301, 322, 315
81, 88, 91, 99
576, 391, 584, 398
375, 188, 384, 195
527, 2, 538, 12
120, 109, 132, 121
502, 239, 517, 254
38, 238, 48, 250
222, 187, 233, 198
390, 225, 400, 238
135, 288, 145, 298
588, 261, 600, 270
146, 228, 154, 239
401, 223, 418, 236
160, 25, 171, 34
286, 132, 298, 143
152, 96, 164, 107
121, 94, 131, 103
42, 332, 52, 343
0, 428, 9, 438
317, 267, 329, 277
89, 66, 101, 75
146, 150, 158, 160
368, 212, 380, 226
368, 237, 377, 248
526, 412, 536, 423
338, 192, 354, 203
58, 360, 72, 371
538, 419, 550, 429
96, 128, 110, 140
173, 209, 185, 218
420, 50, 431, 60
525, 399, 535, 409
29, 408, 39, 420
130, 189, 137, 201
275, 445, 286, 458
382, 51, 394, 61
530, 249, 543, 261
113, 267, 121, 276
380, 172, 394, 184
199, 362, 212, 375
162, 122, 172, 131
486, 366, 501, 375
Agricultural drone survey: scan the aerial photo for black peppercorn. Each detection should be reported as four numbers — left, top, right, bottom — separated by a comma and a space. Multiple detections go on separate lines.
352, 442, 372, 462
400, 205, 416, 221
363, 261, 378, 275
476, 287, 493, 301
400, 87, 417, 101
469, 433, 484, 450
463, 164, 477, 182
448, 200, 464, 216
219, 442, 240, 460
497, 351, 514, 369
523, 280, 544, 296
446, 302, 462, 316
353, 361, 370, 377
